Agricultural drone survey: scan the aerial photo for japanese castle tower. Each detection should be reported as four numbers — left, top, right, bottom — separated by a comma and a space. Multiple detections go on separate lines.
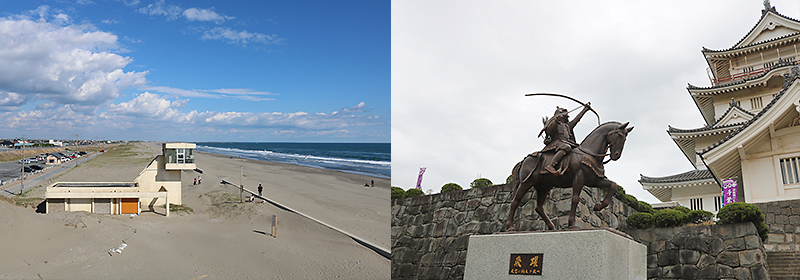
639, 4, 800, 213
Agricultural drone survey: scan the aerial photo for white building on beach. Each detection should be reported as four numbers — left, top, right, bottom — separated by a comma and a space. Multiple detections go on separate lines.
45, 143, 196, 216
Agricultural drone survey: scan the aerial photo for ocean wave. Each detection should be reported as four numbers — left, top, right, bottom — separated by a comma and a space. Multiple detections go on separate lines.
196, 145, 390, 178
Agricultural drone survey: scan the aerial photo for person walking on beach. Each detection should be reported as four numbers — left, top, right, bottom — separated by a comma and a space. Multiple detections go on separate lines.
258, 184, 263, 196
193, 178, 197, 186
371, 180, 374, 188
198, 176, 201, 184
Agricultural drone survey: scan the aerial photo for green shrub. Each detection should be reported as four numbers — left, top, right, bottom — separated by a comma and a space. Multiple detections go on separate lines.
441, 183, 462, 193
506, 175, 513, 184
613, 185, 626, 199
623, 194, 637, 206
603, 185, 625, 200
653, 209, 688, 228
405, 188, 424, 197
687, 210, 714, 224
636, 201, 655, 214
717, 202, 768, 241
391, 186, 406, 199
626, 212, 654, 229
674, 206, 691, 214
470, 178, 493, 188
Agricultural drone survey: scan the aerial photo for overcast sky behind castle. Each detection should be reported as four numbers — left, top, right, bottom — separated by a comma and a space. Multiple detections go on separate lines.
0, 0, 389, 142
392, 0, 800, 203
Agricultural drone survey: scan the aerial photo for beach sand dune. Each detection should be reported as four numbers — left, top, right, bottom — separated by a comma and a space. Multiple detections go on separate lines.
0, 142, 389, 279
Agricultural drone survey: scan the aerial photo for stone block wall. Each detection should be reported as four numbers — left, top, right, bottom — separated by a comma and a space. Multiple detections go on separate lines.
625, 223, 770, 280
391, 184, 636, 280
754, 199, 800, 252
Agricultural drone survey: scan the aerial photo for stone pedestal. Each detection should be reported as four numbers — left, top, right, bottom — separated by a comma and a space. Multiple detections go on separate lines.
464, 228, 646, 280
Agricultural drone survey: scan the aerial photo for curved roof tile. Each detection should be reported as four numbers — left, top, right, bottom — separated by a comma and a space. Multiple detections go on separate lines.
703, 7, 800, 53
639, 169, 713, 184
699, 69, 799, 155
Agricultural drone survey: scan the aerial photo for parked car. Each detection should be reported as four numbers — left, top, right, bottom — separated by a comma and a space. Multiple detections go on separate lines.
21, 166, 33, 173
28, 158, 37, 162
29, 165, 43, 171
18, 159, 29, 164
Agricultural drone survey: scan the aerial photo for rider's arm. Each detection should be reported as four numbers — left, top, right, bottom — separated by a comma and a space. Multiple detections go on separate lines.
569, 102, 591, 128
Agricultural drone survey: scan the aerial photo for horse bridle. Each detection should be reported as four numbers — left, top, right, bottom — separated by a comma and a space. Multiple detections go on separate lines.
578, 129, 626, 164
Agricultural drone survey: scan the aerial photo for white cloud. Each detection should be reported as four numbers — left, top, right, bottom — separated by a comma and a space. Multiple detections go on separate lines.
201, 27, 284, 46
107, 91, 184, 119
208, 88, 277, 96
103, 92, 380, 131
35, 102, 58, 110
141, 86, 277, 101
137, 0, 182, 20
0, 15, 148, 108
0, 92, 27, 111
119, 0, 141, 7
183, 7, 233, 24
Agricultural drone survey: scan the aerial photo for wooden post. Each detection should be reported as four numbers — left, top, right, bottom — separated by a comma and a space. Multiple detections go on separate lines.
272, 215, 277, 238
166, 192, 170, 217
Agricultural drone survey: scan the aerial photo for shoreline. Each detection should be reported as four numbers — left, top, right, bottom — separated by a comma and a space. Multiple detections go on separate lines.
195, 144, 390, 179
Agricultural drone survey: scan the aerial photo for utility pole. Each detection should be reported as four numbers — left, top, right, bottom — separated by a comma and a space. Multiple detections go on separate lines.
20, 135, 24, 195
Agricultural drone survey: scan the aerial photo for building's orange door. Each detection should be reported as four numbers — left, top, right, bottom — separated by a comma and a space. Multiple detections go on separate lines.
121, 198, 138, 214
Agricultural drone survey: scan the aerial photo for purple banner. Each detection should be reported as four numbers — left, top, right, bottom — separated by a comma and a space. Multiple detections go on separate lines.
416, 167, 427, 190
722, 179, 737, 206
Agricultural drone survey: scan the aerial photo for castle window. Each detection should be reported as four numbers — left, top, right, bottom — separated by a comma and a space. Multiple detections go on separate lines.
781, 156, 800, 185
690, 198, 703, 210
750, 96, 763, 109
714, 196, 722, 211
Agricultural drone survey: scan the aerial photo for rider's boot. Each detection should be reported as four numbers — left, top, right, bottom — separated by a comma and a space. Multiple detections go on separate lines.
542, 150, 565, 175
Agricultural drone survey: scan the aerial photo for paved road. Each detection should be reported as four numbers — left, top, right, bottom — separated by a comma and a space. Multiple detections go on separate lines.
0, 152, 100, 197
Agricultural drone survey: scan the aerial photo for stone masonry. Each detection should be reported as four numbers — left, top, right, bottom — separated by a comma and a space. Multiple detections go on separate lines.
754, 199, 800, 252
626, 223, 770, 280
391, 184, 636, 280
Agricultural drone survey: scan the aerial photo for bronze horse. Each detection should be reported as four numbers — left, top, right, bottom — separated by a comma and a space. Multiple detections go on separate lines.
505, 121, 633, 231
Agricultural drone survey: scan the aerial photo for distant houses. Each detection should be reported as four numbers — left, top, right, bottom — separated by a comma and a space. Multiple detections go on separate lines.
0, 138, 125, 149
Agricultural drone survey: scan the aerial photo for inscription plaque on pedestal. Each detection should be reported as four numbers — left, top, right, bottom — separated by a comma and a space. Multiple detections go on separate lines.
509, 253, 542, 275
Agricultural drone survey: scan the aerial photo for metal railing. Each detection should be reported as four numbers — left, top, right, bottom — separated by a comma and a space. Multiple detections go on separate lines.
713, 58, 798, 85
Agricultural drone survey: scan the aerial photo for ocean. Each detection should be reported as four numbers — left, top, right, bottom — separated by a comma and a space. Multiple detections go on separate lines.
195, 142, 390, 178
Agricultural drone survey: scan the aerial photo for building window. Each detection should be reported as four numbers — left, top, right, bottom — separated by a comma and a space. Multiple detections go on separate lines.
177, 149, 185, 164
781, 156, 800, 185
750, 96, 763, 109
690, 198, 703, 210
714, 196, 722, 211
165, 148, 195, 164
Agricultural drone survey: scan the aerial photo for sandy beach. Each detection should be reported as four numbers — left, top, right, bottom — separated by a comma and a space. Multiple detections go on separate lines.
0, 142, 390, 279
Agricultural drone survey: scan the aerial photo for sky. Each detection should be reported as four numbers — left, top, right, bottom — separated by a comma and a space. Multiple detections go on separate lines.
0, 0, 389, 142
391, 0, 800, 203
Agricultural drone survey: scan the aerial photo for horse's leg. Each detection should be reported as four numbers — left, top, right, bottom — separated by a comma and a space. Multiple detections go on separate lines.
594, 178, 618, 211
505, 180, 531, 232
535, 187, 554, 230
505, 161, 525, 231
568, 169, 585, 229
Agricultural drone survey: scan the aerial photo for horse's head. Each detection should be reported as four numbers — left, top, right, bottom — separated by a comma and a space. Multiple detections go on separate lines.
607, 122, 633, 161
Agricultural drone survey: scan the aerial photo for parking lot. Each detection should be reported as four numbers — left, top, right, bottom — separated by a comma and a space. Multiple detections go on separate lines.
0, 161, 24, 183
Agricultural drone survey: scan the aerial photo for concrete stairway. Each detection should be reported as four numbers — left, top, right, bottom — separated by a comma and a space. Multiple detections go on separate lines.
767, 251, 800, 280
